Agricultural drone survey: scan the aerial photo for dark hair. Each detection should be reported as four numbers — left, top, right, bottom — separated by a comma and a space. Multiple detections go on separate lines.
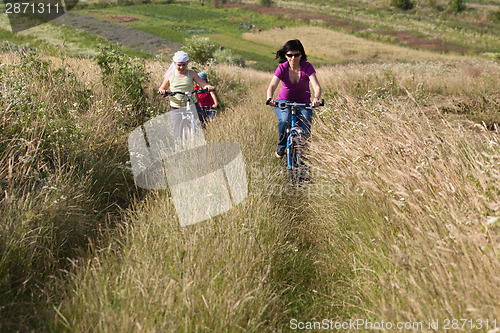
275, 39, 308, 63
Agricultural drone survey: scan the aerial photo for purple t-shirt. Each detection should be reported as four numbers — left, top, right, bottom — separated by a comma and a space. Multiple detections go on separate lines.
275, 61, 316, 103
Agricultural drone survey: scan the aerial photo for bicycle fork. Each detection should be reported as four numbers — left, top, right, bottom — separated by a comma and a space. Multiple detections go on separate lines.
181, 98, 202, 149
286, 108, 302, 170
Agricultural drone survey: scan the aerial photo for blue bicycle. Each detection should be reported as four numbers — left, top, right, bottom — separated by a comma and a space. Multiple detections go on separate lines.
267, 99, 324, 185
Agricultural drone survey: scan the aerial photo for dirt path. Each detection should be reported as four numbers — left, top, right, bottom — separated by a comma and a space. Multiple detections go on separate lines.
53, 12, 181, 55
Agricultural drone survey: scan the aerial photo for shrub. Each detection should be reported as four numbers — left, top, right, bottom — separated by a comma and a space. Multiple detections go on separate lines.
211, 0, 227, 6
391, 0, 414, 10
0, 49, 142, 331
213, 48, 245, 67
259, 0, 272, 7
183, 36, 245, 67
449, 0, 466, 12
183, 36, 217, 64
493, 7, 500, 22
1, 53, 92, 166
95, 45, 150, 126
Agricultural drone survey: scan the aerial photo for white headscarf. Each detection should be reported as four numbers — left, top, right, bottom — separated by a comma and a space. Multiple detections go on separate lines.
165, 51, 190, 77
173, 51, 189, 62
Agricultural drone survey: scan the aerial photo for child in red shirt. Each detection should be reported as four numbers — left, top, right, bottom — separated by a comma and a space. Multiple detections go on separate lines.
195, 72, 219, 122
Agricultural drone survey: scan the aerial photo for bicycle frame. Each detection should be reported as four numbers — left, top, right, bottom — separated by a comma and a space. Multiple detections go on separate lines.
277, 102, 310, 182
270, 99, 323, 184
164, 89, 209, 150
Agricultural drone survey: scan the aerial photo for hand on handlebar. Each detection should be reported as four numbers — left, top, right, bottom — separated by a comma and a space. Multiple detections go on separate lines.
266, 98, 276, 107
312, 98, 322, 108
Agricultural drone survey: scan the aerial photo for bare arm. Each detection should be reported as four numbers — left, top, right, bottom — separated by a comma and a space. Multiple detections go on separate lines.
310, 73, 322, 107
210, 91, 219, 108
192, 72, 215, 91
267, 75, 281, 107
158, 72, 171, 95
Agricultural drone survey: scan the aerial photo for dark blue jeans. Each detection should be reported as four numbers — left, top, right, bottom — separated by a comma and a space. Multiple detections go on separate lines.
274, 100, 312, 150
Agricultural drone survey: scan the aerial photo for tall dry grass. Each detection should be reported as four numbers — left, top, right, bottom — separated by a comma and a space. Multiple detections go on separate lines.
55, 59, 500, 331
3, 46, 499, 331
52, 65, 307, 331
0, 50, 143, 330
304, 59, 500, 322
53, 62, 374, 331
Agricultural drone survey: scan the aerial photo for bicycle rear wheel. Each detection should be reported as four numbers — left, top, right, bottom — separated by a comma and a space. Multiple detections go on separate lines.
206, 108, 216, 121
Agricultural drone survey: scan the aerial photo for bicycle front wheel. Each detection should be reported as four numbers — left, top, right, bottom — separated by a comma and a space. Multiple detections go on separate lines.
179, 120, 193, 150
288, 140, 301, 185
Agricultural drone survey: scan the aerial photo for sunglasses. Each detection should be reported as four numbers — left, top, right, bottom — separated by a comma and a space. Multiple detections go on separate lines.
285, 52, 301, 58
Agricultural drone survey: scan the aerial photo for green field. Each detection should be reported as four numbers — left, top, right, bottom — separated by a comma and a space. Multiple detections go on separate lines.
0, 15, 153, 59
71, 2, 295, 70
1, 0, 499, 69
73, 0, 500, 65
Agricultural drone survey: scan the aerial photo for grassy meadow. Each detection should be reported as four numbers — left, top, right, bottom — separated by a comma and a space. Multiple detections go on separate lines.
1, 0, 500, 331
70, 1, 292, 70
2, 0, 499, 70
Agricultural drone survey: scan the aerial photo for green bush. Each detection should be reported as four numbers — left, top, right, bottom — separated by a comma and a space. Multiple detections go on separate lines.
183, 36, 217, 64
183, 36, 245, 67
96, 45, 150, 126
211, 0, 228, 6
213, 48, 245, 67
204, 67, 247, 111
1, 53, 92, 166
449, 0, 466, 12
391, 0, 414, 10
259, 0, 272, 7
493, 7, 500, 22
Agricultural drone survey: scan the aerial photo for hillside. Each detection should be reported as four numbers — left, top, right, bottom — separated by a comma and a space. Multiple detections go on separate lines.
2, 0, 499, 69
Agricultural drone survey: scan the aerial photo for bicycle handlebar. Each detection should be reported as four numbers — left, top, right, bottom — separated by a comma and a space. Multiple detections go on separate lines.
266, 99, 325, 108
163, 88, 211, 97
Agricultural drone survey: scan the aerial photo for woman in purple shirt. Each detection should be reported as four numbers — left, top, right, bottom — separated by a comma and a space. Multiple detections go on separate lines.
266, 39, 322, 158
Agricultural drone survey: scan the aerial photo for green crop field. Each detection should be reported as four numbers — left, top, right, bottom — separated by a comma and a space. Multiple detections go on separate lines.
72, 0, 500, 67
71, 2, 295, 69
2, 0, 499, 68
